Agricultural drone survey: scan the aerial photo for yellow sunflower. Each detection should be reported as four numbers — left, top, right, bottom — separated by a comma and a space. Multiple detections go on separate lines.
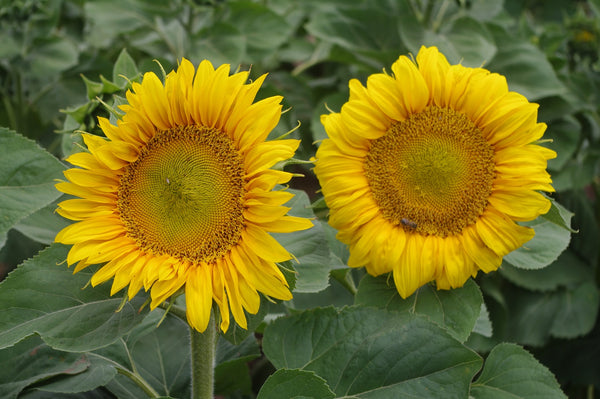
55, 59, 313, 332
314, 46, 556, 298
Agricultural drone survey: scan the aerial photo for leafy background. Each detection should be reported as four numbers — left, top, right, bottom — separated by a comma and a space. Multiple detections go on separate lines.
0, 0, 598, 398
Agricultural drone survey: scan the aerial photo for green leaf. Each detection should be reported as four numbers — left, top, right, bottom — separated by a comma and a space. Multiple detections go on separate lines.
0, 128, 66, 248
355, 275, 483, 342
305, 0, 406, 66
215, 334, 261, 396
25, 37, 79, 78
0, 336, 89, 399
500, 250, 592, 292
471, 343, 567, 399
487, 28, 566, 100
80, 76, 104, 101
273, 189, 332, 293
0, 244, 148, 352
121, 313, 191, 399
83, 0, 148, 48
263, 306, 482, 398
541, 199, 575, 232
13, 202, 70, 245
28, 352, 116, 396
544, 116, 581, 171
257, 369, 335, 399
549, 281, 599, 339
100, 75, 123, 95
467, 0, 504, 21
503, 204, 572, 270
228, 1, 293, 54
443, 17, 497, 67
473, 303, 493, 338
112, 48, 140, 88
190, 22, 246, 67
501, 281, 599, 345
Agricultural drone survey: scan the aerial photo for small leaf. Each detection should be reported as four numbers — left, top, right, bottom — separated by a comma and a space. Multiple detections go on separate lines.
541, 199, 575, 232
0, 128, 66, 248
100, 75, 123, 94
61, 101, 98, 124
257, 369, 335, 399
504, 206, 572, 270
263, 306, 482, 398
473, 303, 493, 338
471, 343, 567, 399
273, 189, 332, 293
0, 244, 148, 352
80, 75, 104, 101
355, 275, 483, 342
112, 48, 140, 88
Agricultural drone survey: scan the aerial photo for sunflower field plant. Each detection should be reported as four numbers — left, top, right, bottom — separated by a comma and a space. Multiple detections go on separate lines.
0, 1, 597, 399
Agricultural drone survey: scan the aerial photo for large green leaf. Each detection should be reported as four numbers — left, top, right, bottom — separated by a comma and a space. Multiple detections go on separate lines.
501, 282, 599, 345
471, 343, 566, 398
0, 128, 65, 248
25, 37, 79, 78
500, 250, 592, 292
487, 28, 566, 100
257, 369, 335, 399
305, 0, 407, 66
0, 244, 148, 352
190, 22, 247, 67
263, 306, 482, 398
227, 1, 293, 54
355, 275, 483, 342
0, 336, 90, 399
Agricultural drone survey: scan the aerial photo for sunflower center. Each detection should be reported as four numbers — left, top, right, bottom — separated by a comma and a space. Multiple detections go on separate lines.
364, 106, 495, 237
118, 125, 245, 263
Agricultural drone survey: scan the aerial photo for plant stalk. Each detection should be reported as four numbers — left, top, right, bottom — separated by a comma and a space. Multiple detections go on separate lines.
190, 313, 216, 399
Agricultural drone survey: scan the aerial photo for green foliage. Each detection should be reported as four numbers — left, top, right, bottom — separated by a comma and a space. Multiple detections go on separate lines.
0, 128, 65, 248
0, 244, 148, 352
471, 343, 567, 399
355, 276, 484, 343
262, 307, 482, 398
1, 0, 598, 398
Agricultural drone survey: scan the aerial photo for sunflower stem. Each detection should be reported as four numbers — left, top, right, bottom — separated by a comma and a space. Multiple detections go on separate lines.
190, 313, 216, 399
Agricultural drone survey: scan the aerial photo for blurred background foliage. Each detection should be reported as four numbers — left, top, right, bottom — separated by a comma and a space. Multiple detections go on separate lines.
1, 0, 599, 398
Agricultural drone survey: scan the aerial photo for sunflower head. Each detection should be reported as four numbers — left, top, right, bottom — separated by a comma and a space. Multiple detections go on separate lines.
314, 46, 556, 298
55, 59, 313, 332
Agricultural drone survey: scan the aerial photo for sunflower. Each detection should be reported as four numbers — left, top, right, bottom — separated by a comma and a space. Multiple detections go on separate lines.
314, 46, 556, 298
55, 59, 313, 332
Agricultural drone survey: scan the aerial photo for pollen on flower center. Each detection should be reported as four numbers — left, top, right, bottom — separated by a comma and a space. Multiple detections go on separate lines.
118, 125, 246, 262
364, 106, 495, 237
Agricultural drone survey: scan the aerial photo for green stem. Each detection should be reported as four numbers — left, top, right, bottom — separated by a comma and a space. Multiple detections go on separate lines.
115, 366, 160, 398
190, 313, 217, 399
